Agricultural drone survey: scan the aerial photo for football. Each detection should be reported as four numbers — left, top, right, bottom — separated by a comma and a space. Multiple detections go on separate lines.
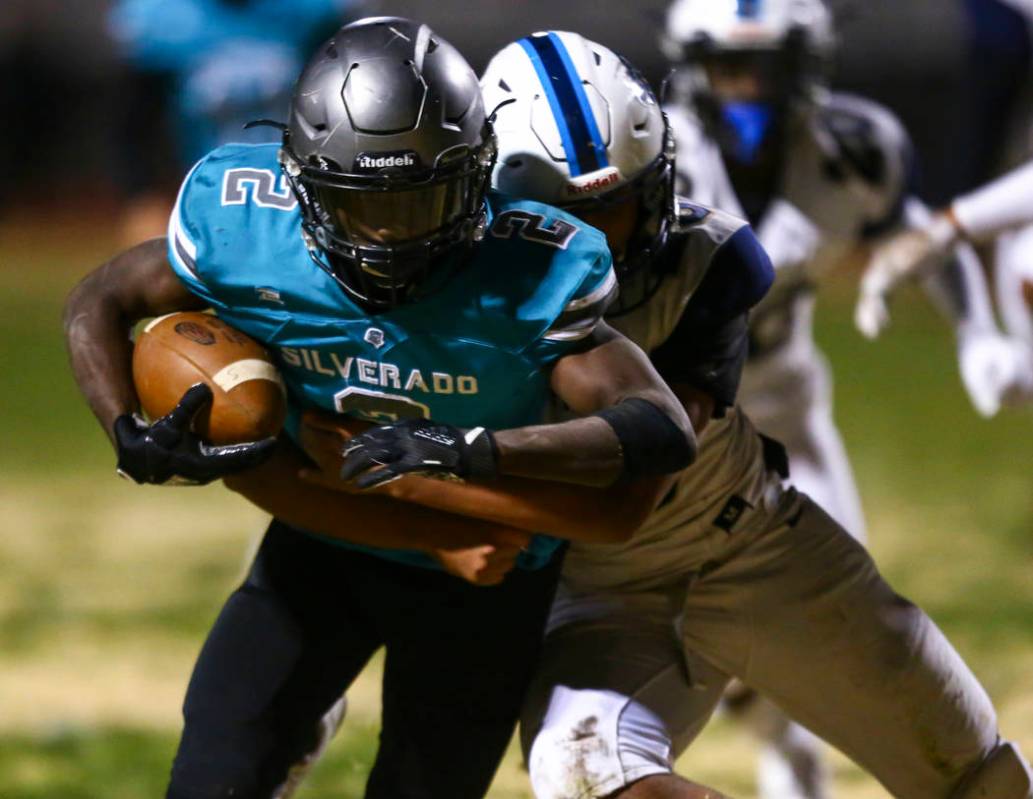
132, 311, 287, 444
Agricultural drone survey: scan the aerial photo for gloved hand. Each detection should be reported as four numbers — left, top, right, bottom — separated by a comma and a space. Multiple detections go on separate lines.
957, 333, 1029, 418
114, 383, 277, 485
340, 418, 498, 489
856, 213, 960, 339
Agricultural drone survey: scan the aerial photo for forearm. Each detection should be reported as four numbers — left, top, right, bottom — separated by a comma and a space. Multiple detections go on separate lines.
226, 445, 511, 552
385, 387, 712, 539
493, 330, 694, 487
382, 470, 674, 543
299, 410, 672, 542
63, 283, 138, 444
905, 199, 998, 337
920, 242, 998, 338
63, 238, 204, 444
493, 416, 624, 487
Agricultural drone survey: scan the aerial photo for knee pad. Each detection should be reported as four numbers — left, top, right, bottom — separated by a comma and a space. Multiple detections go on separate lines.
951, 741, 1033, 799
527, 688, 671, 799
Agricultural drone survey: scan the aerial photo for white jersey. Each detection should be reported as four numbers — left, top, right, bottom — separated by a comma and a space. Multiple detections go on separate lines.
666, 92, 910, 363
953, 160, 1033, 242
561, 199, 777, 593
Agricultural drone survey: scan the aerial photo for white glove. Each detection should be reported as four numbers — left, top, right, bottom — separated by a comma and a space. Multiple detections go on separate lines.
958, 333, 1029, 417
855, 213, 960, 339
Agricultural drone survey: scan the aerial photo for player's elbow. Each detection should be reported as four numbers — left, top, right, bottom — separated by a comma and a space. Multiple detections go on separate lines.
602, 394, 697, 483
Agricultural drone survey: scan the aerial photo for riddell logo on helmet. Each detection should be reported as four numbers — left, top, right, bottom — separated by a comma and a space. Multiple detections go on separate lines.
353, 151, 421, 172
565, 168, 623, 197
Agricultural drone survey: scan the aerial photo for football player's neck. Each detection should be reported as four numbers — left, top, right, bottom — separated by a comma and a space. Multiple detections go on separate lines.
577, 201, 638, 263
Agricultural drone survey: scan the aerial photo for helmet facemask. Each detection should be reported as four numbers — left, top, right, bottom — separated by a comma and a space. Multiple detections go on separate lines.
561, 118, 677, 316
281, 133, 496, 311
282, 17, 494, 313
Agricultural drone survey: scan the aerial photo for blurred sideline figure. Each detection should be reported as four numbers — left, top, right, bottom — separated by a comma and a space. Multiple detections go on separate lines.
858, 159, 1033, 407
107, 0, 350, 244
858, 0, 1033, 411
659, 0, 1017, 795
482, 29, 1033, 799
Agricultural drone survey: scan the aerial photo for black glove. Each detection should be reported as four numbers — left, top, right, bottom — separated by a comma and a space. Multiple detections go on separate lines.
340, 419, 498, 488
114, 383, 277, 485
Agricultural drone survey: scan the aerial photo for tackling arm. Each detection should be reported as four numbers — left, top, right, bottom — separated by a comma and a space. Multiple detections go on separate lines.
494, 322, 696, 487
223, 441, 529, 585
338, 323, 696, 490
298, 411, 680, 544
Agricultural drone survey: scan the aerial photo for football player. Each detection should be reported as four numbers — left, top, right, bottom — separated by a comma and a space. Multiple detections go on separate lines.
63, 18, 698, 799
660, 0, 1019, 793
467, 30, 1031, 799
857, 159, 1033, 407
107, 0, 349, 243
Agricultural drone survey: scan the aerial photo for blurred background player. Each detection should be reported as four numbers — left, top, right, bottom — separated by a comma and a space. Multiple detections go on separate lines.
106, 0, 352, 244
858, 159, 1033, 406
660, 1, 1019, 793
481, 30, 1033, 799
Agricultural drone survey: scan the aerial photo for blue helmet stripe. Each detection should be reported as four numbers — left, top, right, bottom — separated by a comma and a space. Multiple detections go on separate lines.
518, 35, 607, 177
545, 32, 609, 170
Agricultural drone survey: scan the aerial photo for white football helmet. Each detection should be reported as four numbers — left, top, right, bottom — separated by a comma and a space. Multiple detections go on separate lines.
662, 0, 834, 165
482, 31, 676, 313
663, 0, 834, 58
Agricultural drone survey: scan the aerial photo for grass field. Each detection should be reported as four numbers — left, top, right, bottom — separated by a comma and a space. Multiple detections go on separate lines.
1, 213, 1031, 798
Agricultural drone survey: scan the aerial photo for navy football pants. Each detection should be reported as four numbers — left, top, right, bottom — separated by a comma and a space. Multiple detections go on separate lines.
166, 519, 564, 799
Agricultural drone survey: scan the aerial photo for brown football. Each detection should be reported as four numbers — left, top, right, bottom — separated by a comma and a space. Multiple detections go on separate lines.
133, 311, 287, 444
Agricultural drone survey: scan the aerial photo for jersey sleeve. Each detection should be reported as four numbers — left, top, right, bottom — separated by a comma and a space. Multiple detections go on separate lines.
952, 160, 1033, 242
651, 225, 774, 415
523, 242, 618, 367
541, 256, 618, 344
166, 154, 228, 310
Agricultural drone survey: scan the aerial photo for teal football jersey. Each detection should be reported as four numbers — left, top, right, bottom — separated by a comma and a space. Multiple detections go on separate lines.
167, 143, 616, 570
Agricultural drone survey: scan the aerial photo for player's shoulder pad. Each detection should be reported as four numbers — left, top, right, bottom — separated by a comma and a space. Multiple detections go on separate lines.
168, 143, 295, 302
816, 93, 912, 193
673, 196, 772, 319
484, 192, 616, 346
670, 196, 751, 256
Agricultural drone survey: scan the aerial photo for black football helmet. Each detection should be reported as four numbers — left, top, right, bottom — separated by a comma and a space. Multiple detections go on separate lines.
280, 17, 497, 310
